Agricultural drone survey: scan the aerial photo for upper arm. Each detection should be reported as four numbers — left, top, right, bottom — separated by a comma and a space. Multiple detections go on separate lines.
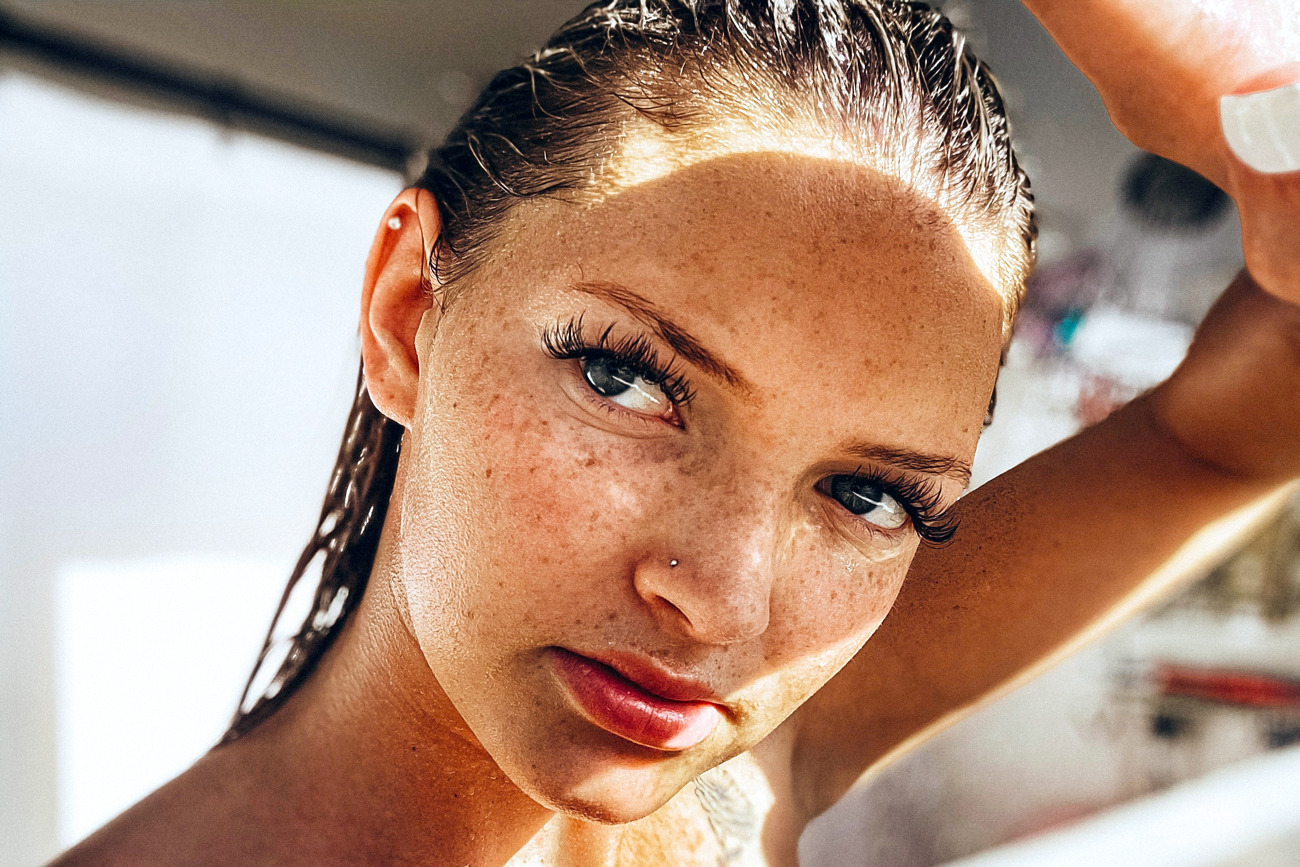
787, 393, 1286, 819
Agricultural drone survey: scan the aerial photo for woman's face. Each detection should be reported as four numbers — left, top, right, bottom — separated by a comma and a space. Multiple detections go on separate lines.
392, 152, 1004, 821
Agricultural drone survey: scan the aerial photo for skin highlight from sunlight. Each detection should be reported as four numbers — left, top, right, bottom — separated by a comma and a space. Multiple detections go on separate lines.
598, 117, 1022, 331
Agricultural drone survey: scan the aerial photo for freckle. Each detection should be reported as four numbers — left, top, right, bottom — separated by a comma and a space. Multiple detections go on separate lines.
485, 468, 493, 478
583, 457, 597, 467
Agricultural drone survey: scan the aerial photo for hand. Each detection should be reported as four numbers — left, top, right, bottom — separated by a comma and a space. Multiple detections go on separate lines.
1021, 0, 1300, 303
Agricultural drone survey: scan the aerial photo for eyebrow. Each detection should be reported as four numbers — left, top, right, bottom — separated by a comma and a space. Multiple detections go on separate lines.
845, 443, 973, 485
569, 280, 755, 393
569, 280, 971, 484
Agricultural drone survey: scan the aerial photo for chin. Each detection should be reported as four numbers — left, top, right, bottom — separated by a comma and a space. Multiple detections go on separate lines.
495, 723, 714, 824
526, 765, 687, 825
447, 653, 730, 823
542, 792, 662, 825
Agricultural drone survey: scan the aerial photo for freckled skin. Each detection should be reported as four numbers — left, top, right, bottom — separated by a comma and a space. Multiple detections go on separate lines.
392, 153, 1002, 823
46, 10, 1300, 867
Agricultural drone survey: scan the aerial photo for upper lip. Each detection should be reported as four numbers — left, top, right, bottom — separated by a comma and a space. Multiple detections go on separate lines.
572, 648, 728, 707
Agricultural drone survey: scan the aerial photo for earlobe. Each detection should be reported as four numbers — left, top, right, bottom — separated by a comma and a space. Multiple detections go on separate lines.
359, 188, 443, 427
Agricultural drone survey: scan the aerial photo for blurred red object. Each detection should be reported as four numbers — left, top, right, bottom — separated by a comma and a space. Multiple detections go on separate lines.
1157, 664, 1300, 708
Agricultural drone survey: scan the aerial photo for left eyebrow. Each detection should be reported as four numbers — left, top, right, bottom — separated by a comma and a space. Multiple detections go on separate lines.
845, 443, 973, 486
569, 280, 756, 394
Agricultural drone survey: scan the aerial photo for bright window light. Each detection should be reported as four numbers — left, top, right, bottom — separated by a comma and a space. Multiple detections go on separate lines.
54, 556, 289, 848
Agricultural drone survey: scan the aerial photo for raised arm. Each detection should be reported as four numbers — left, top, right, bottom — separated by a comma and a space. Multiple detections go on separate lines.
795, 274, 1300, 815
791, 0, 1300, 818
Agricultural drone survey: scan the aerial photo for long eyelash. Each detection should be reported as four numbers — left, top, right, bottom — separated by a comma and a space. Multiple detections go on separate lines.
543, 317, 958, 543
541, 314, 697, 405
849, 467, 960, 546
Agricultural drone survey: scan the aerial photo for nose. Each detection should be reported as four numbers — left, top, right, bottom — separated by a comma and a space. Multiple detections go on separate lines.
632, 486, 780, 646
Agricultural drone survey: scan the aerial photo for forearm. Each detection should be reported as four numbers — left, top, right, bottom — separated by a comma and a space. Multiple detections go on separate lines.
881, 392, 1284, 716
1151, 270, 1300, 482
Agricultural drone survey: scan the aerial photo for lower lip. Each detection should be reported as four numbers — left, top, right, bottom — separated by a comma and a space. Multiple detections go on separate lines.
548, 649, 723, 752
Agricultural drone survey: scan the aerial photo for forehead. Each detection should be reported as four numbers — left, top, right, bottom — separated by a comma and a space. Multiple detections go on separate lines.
480, 152, 1005, 455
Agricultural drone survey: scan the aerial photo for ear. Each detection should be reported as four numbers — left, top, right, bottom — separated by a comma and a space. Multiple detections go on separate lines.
359, 188, 443, 427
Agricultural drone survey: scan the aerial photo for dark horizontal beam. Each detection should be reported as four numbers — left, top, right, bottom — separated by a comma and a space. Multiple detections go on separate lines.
0, 5, 419, 173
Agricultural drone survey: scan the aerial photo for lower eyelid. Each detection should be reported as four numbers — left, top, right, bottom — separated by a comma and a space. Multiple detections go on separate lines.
818, 501, 911, 552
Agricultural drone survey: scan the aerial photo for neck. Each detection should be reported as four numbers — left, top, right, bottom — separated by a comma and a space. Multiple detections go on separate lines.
189, 453, 650, 867
207, 540, 555, 866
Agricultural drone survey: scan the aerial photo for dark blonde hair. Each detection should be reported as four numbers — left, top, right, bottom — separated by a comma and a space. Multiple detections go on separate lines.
226, 0, 1035, 741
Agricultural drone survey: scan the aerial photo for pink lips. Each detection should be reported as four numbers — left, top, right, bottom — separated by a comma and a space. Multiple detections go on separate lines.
549, 648, 724, 751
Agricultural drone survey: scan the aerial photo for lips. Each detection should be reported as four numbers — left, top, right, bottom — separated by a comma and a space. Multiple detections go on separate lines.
548, 648, 725, 751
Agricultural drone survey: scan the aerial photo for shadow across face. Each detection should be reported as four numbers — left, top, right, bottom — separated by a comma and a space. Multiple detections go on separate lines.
389, 151, 1006, 822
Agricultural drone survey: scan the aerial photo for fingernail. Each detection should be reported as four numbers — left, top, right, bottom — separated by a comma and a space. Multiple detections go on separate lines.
1220, 81, 1300, 174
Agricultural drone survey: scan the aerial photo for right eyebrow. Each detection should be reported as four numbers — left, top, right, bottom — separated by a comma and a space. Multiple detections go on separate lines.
844, 443, 973, 486
569, 280, 756, 395
569, 281, 973, 486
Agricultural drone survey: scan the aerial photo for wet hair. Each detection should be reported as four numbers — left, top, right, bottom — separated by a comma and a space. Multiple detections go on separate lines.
224, 0, 1036, 741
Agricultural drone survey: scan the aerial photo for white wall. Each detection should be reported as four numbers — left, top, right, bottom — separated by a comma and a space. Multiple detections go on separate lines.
52, 556, 290, 847
0, 69, 400, 865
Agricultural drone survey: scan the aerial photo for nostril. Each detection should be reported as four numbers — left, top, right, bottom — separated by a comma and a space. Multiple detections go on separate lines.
649, 593, 692, 629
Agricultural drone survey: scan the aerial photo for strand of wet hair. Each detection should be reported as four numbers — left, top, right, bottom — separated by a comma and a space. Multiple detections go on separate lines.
221, 364, 402, 743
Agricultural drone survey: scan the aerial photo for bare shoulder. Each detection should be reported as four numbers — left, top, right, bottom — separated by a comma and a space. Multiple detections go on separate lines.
45, 751, 259, 867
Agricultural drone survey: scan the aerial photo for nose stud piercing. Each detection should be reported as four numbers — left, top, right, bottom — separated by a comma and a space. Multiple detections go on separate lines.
670, 559, 679, 568
387, 216, 402, 230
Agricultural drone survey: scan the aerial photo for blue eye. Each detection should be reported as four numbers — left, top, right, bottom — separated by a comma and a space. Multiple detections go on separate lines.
825, 475, 908, 530
582, 356, 637, 397
580, 355, 672, 414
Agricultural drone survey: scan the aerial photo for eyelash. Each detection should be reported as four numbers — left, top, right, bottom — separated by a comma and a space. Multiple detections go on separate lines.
541, 315, 697, 407
541, 316, 958, 546
833, 467, 960, 546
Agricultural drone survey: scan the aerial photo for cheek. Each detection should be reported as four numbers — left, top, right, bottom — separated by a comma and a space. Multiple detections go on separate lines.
478, 400, 652, 580
775, 513, 914, 649
398, 359, 670, 650
748, 532, 914, 719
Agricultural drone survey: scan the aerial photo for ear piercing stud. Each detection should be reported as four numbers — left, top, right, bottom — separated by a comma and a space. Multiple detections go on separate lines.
387, 216, 403, 230
669, 559, 679, 568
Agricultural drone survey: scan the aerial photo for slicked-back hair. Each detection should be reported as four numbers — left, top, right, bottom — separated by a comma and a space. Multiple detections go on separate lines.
225, 0, 1036, 742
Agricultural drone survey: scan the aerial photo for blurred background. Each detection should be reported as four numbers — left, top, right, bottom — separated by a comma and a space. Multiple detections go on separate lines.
2, 2, 1298, 865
